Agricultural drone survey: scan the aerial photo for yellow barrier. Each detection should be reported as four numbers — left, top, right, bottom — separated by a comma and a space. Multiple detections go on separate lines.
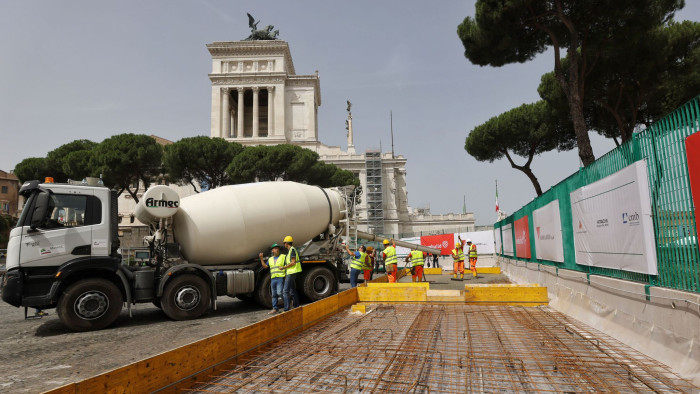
464, 284, 548, 306
476, 267, 501, 274
366, 282, 429, 288
423, 267, 443, 275
357, 286, 428, 302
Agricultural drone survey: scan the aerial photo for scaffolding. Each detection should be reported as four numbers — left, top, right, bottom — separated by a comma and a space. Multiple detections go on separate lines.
365, 150, 384, 235
185, 304, 696, 393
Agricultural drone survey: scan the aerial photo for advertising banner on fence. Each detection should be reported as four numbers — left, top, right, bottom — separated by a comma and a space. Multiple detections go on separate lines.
495, 227, 503, 255
570, 160, 658, 274
533, 200, 565, 262
514, 216, 531, 259
686, 131, 700, 243
396, 237, 420, 258
420, 234, 454, 256
502, 223, 513, 256
454, 231, 495, 254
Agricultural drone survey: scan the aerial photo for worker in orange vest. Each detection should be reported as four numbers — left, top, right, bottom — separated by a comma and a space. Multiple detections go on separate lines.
382, 239, 398, 283
364, 246, 375, 283
466, 238, 478, 278
451, 236, 466, 281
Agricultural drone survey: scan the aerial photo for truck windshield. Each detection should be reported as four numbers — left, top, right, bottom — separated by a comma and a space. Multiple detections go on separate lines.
15, 192, 37, 228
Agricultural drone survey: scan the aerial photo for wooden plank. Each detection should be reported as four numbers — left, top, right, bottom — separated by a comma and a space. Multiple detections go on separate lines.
237, 310, 302, 356
366, 282, 429, 288
302, 294, 338, 329
357, 286, 427, 302
464, 285, 548, 306
337, 288, 358, 310
476, 267, 501, 274
423, 268, 443, 275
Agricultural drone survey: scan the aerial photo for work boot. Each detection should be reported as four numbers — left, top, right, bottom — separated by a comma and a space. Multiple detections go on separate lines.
460, 274, 464, 280
268, 309, 279, 315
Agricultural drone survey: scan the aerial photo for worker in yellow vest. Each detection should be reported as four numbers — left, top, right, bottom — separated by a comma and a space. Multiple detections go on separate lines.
345, 243, 368, 288
382, 239, 398, 283
408, 249, 425, 282
259, 243, 286, 314
281, 235, 301, 311
467, 238, 478, 278
451, 236, 466, 281
364, 246, 375, 282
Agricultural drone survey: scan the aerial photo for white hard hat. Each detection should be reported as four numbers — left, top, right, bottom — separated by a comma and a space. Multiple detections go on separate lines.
466, 238, 472, 243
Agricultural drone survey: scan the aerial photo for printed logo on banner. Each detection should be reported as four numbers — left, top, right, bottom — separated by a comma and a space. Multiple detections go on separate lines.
420, 234, 454, 255
622, 212, 640, 226
595, 218, 609, 228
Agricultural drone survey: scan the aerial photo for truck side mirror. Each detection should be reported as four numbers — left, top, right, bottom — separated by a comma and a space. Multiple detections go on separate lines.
30, 191, 51, 229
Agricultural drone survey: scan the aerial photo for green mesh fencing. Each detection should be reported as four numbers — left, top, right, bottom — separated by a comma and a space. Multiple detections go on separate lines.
496, 96, 700, 293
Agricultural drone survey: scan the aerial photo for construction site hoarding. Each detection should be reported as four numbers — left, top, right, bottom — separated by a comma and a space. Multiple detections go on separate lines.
502, 223, 514, 256
396, 236, 420, 257
570, 160, 658, 275
454, 231, 495, 254
420, 233, 453, 256
533, 200, 564, 262
686, 131, 700, 245
514, 216, 531, 259
494, 227, 503, 255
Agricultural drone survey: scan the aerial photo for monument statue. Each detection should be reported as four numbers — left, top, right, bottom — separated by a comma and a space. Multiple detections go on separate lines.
245, 13, 280, 41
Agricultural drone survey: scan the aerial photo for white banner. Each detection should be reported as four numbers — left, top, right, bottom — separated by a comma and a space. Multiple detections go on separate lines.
454, 231, 495, 254
396, 237, 420, 259
502, 223, 513, 256
570, 160, 657, 274
533, 200, 565, 262
495, 227, 503, 255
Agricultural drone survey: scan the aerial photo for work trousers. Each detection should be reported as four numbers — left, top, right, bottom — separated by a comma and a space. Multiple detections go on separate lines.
453, 260, 465, 275
283, 273, 300, 311
350, 267, 362, 288
470, 257, 478, 275
270, 277, 284, 311
363, 269, 372, 281
386, 264, 398, 283
412, 265, 424, 282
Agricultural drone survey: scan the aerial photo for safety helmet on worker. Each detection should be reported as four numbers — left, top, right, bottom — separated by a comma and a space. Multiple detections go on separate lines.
455, 242, 461, 248
466, 238, 472, 243
283, 235, 294, 243
366, 246, 374, 253
270, 243, 280, 249
382, 239, 390, 245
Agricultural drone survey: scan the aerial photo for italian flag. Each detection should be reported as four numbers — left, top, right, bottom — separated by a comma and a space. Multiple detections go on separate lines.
495, 181, 499, 212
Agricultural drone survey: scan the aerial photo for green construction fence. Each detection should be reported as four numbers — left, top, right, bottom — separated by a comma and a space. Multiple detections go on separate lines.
495, 95, 700, 294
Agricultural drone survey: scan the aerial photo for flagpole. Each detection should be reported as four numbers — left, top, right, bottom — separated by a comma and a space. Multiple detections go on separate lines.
495, 179, 499, 221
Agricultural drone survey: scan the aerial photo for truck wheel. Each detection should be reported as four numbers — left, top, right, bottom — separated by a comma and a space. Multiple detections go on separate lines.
302, 267, 336, 302
253, 273, 272, 309
161, 275, 211, 321
57, 279, 123, 332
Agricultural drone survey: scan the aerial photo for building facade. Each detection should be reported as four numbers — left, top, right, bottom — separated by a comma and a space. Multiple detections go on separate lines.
0, 170, 20, 218
207, 40, 474, 235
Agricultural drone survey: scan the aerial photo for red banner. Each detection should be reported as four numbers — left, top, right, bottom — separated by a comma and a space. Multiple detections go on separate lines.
421, 234, 454, 256
514, 216, 531, 259
686, 132, 700, 241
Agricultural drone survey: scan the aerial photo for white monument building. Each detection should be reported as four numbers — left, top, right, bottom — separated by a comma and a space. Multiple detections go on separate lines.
207, 39, 474, 236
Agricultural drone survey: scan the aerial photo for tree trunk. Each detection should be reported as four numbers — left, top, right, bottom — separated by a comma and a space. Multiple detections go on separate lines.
503, 151, 544, 196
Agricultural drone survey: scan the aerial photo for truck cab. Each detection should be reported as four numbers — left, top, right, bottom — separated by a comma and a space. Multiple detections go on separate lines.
2, 180, 123, 329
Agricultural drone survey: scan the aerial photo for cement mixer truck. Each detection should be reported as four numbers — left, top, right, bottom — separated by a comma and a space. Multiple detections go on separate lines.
2, 180, 362, 331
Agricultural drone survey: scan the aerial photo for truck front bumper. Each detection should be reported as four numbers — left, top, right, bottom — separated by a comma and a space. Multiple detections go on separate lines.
2, 269, 23, 307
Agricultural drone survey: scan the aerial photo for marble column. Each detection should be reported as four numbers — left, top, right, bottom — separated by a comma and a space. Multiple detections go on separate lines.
252, 87, 260, 138
222, 88, 231, 138
267, 87, 274, 136
237, 88, 244, 138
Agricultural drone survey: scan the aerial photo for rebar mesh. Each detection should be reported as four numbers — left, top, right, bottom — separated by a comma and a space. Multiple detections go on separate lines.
184, 304, 697, 393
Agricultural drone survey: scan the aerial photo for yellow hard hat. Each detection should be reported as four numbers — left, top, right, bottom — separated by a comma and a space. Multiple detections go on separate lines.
366, 246, 374, 253
455, 242, 461, 248
284, 235, 294, 243
382, 239, 390, 245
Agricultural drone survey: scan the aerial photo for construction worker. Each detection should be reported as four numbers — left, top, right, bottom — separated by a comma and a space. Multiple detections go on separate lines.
364, 246, 375, 282
259, 244, 286, 314
467, 238, 478, 278
451, 236, 466, 280
408, 248, 425, 282
345, 243, 368, 288
281, 235, 301, 311
382, 239, 398, 283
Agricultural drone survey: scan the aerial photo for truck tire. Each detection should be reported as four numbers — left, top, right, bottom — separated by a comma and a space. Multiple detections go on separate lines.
253, 273, 272, 309
302, 266, 336, 302
160, 274, 211, 321
56, 278, 123, 332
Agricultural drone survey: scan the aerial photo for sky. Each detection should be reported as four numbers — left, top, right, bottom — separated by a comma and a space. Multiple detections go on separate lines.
1, 1, 699, 226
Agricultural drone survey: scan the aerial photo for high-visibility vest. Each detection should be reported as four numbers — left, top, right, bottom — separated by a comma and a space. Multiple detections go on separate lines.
286, 246, 302, 274
365, 255, 375, 270
452, 248, 465, 262
383, 246, 397, 265
268, 254, 287, 278
351, 251, 367, 270
410, 250, 425, 267
468, 244, 477, 258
